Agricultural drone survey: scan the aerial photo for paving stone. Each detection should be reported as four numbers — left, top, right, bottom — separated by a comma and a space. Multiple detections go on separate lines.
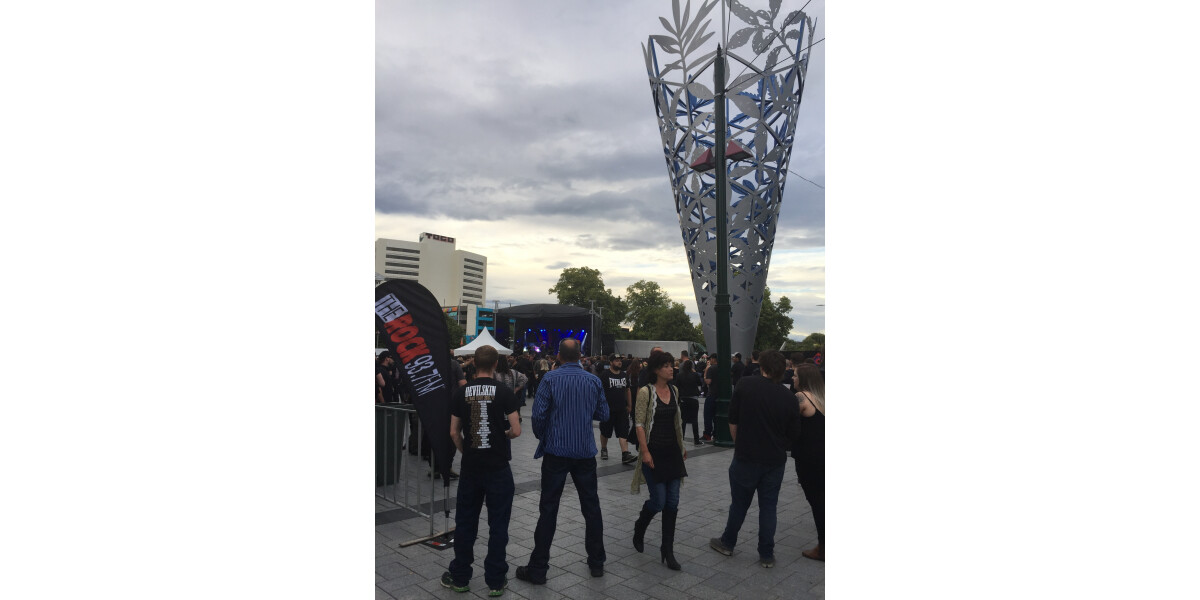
590, 583, 645, 600
376, 561, 420, 580
375, 431, 821, 599
543, 571, 585, 592
682, 584, 737, 600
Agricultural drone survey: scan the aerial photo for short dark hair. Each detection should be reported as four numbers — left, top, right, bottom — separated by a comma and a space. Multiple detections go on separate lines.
751, 350, 761, 360
757, 350, 786, 382
474, 345, 499, 371
559, 339, 581, 361
646, 351, 675, 383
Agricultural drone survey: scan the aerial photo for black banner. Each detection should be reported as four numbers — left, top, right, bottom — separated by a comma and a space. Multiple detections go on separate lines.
374, 280, 454, 484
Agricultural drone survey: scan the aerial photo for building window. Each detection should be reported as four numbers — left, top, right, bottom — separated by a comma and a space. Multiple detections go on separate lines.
386, 248, 420, 254
385, 269, 419, 276
464, 258, 484, 266
464, 265, 484, 273
385, 254, 419, 261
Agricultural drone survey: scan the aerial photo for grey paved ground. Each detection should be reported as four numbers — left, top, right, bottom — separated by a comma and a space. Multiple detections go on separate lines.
376, 400, 824, 599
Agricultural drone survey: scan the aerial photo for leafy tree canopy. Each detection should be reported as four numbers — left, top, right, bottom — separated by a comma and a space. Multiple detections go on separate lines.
754, 286, 795, 351
621, 279, 703, 343
445, 314, 466, 347
782, 332, 824, 352
548, 266, 626, 335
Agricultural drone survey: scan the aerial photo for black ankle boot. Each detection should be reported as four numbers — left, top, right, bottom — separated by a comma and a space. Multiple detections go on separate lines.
661, 507, 681, 570
632, 505, 656, 553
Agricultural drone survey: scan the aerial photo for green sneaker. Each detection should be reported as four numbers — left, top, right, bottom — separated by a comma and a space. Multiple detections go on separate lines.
488, 578, 509, 597
439, 571, 469, 593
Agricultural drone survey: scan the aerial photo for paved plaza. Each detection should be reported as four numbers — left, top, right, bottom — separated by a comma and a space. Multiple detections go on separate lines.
376, 401, 824, 600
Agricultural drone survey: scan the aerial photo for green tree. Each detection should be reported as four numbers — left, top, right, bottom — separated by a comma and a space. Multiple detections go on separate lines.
624, 280, 670, 330
622, 280, 703, 342
782, 333, 824, 352
548, 266, 626, 335
754, 286, 795, 350
445, 314, 466, 347
640, 302, 705, 343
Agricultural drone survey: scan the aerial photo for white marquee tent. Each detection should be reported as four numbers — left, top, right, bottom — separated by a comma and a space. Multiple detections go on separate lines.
452, 327, 512, 356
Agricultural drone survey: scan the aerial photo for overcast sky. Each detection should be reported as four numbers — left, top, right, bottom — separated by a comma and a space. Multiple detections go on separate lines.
376, 0, 825, 340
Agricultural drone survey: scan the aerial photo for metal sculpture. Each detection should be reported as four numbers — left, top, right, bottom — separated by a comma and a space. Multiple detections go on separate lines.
644, 0, 817, 358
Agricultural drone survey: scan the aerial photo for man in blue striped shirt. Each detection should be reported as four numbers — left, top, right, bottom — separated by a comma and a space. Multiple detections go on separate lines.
515, 339, 610, 584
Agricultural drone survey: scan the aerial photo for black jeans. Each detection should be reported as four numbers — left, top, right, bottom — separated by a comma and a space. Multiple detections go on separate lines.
526, 454, 606, 577
795, 456, 825, 545
448, 465, 515, 588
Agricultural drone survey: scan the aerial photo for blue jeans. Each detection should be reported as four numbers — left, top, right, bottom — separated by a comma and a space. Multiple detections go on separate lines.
640, 462, 681, 513
719, 457, 785, 560
448, 465, 515, 588
527, 454, 606, 578
703, 394, 717, 436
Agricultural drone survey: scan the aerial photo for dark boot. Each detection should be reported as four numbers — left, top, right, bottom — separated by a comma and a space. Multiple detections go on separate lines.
632, 505, 656, 553
660, 507, 681, 570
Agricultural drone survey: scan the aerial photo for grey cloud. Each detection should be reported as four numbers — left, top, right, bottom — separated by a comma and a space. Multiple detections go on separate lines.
546, 261, 571, 269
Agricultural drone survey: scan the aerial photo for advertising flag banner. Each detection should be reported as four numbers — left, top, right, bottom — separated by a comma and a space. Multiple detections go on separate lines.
375, 280, 454, 483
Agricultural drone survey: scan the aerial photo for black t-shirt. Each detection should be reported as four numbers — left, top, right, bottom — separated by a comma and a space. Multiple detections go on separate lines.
728, 375, 802, 466
730, 361, 745, 385
704, 365, 717, 397
451, 377, 520, 472
745, 362, 761, 378
674, 372, 702, 398
598, 369, 631, 411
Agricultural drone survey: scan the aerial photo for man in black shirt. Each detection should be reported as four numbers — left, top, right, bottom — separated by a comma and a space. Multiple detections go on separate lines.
709, 350, 801, 568
730, 353, 745, 387
376, 351, 396, 404
442, 345, 522, 595
597, 355, 635, 464
744, 350, 761, 378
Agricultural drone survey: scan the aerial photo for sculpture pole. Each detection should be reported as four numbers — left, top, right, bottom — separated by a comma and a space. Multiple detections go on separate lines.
713, 45, 734, 447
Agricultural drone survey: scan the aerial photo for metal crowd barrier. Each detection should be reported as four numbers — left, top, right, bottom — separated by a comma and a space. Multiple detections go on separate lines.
375, 403, 454, 547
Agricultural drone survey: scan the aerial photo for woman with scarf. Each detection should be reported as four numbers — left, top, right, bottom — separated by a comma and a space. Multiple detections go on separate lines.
630, 351, 688, 570
792, 363, 825, 561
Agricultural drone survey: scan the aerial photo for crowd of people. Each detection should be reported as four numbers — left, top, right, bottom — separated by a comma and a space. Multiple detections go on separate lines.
375, 341, 825, 596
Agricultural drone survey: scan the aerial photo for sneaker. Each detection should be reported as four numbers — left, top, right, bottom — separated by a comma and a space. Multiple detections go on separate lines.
440, 572, 469, 593
709, 537, 733, 556
514, 566, 545, 585
488, 578, 508, 597
701, 434, 713, 442
694, 440, 706, 447
600, 448, 608, 460
760, 556, 776, 568
621, 452, 636, 465
589, 564, 604, 577
448, 470, 459, 480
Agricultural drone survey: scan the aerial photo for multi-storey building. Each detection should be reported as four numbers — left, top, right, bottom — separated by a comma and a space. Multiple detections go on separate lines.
374, 233, 487, 307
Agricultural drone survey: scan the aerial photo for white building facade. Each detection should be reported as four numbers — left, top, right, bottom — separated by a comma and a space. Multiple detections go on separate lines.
374, 233, 487, 307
